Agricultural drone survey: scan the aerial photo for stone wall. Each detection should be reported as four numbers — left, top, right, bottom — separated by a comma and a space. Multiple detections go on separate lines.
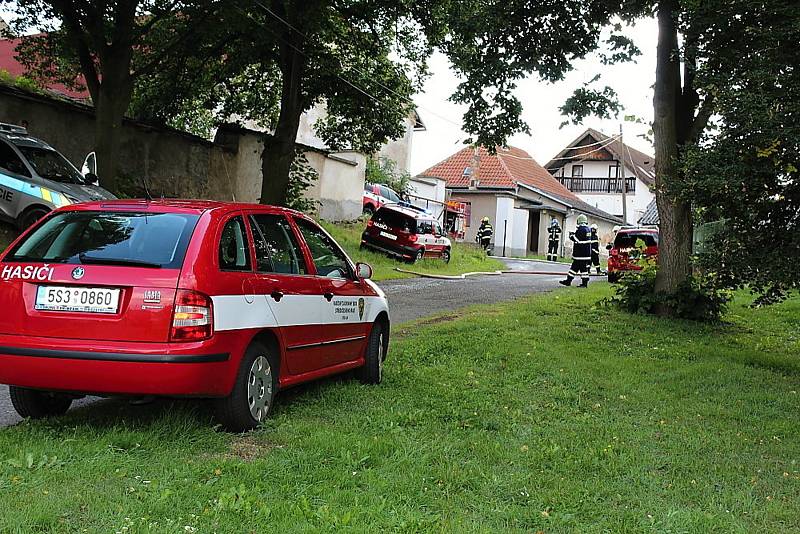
0, 84, 365, 221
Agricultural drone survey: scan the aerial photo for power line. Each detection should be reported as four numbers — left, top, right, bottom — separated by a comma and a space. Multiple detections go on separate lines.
250, 0, 467, 131
242, 2, 622, 157
497, 135, 621, 162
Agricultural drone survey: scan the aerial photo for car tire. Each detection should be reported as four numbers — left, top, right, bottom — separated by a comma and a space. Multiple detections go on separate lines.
608, 272, 620, 283
357, 320, 388, 385
441, 248, 451, 264
363, 204, 375, 216
9, 386, 72, 419
17, 207, 50, 231
214, 341, 278, 432
412, 248, 425, 263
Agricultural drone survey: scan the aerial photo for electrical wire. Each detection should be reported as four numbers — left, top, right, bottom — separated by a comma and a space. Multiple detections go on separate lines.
495, 135, 621, 162
243, 2, 631, 157
250, 0, 468, 131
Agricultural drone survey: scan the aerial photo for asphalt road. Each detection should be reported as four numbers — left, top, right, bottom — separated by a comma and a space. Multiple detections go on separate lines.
381, 258, 567, 324
0, 259, 572, 427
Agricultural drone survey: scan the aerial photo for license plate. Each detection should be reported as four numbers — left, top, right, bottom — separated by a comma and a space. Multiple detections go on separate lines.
35, 286, 120, 314
379, 231, 397, 240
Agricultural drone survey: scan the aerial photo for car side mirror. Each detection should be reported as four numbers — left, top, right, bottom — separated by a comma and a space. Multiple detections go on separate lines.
606, 244, 613, 250
84, 172, 99, 186
81, 151, 97, 176
355, 262, 373, 280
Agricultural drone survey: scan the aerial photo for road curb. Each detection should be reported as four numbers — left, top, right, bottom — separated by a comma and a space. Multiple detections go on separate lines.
393, 268, 504, 280
394, 268, 607, 280
490, 255, 570, 265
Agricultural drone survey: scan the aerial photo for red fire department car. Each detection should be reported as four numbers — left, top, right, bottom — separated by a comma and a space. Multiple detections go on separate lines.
606, 227, 659, 283
361, 205, 452, 263
362, 182, 402, 215
0, 200, 389, 431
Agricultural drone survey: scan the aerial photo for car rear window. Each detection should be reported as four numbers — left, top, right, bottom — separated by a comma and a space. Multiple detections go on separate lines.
372, 208, 416, 233
5, 211, 199, 269
614, 232, 658, 248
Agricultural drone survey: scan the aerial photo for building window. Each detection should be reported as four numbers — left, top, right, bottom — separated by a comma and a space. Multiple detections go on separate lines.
571, 165, 583, 177
608, 164, 620, 178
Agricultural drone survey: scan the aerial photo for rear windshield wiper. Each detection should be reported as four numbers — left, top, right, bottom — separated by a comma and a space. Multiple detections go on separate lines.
78, 253, 162, 268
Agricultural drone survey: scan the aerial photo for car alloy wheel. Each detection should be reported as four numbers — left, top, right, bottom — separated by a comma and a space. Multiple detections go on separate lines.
247, 355, 273, 422
442, 249, 451, 263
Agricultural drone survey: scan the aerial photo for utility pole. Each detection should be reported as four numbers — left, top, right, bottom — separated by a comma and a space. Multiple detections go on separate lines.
619, 124, 628, 224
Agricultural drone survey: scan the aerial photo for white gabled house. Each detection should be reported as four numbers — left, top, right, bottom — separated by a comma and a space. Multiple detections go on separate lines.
419, 145, 623, 257
545, 128, 656, 225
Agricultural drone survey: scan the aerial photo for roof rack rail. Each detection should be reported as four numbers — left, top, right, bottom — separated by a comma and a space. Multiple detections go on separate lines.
0, 122, 28, 135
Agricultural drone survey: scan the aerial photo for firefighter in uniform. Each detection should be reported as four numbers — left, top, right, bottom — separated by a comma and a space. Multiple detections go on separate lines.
546, 218, 561, 261
559, 214, 592, 287
476, 217, 493, 253
590, 223, 603, 274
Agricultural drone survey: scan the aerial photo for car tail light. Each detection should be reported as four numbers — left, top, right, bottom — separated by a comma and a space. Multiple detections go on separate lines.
409, 234, 418, 242
367, 219, 373, 227
170, 289, 213, 341
610, 248, 619, 257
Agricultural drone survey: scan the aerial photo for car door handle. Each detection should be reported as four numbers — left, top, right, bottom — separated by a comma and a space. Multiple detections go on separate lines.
270, 290, 284, 302
324, 292, 334, 302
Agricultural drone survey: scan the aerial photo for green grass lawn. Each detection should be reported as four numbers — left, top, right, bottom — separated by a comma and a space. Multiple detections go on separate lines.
1, 287, 798, 532
323, 220, 505, 280
0, 219, 501, 281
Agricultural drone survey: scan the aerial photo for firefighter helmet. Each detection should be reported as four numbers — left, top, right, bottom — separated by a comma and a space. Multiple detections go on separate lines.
577, 214, 588, 226
590, 223, 598, 230
551, 218, 558, 227
481, 217, 490, 223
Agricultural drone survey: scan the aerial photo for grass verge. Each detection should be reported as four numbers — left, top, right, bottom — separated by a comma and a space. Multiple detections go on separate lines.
0, 218, 502, 282
323, 220, 505, 281
1, 287, 798, 532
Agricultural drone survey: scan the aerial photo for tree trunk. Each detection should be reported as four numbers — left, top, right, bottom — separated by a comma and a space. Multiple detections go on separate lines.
652, 0, 693, 303
259, 39, 306, 206
91, 54, 134, 195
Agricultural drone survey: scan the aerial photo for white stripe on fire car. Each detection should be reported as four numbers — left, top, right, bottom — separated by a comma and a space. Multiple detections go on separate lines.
211, 294, 388, 332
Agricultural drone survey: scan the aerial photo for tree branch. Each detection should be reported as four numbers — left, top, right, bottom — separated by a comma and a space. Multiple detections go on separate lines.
49, 0, 101, 99
687, 95, 714, 143
132, 8, 219, 78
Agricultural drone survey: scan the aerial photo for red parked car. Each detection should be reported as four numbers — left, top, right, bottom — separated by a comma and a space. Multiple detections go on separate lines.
606, 227, 659, 282
362, 182, 402, 215
0, 200, 389, 431
361, 205, 452, 263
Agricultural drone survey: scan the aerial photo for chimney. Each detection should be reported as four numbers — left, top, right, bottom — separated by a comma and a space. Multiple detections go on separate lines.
467, 147, 480, 189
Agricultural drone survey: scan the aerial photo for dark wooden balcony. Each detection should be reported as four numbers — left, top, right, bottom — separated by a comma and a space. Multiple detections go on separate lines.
557, 176, 636, 194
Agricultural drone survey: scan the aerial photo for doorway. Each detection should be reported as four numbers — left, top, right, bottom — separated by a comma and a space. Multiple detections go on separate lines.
528, 211, 541, 253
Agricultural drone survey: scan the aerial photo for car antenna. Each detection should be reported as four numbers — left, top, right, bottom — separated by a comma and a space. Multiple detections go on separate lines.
141, 175, 153, 202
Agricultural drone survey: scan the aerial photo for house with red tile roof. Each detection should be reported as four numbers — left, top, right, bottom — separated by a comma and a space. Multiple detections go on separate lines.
545, 128, 655, 225
418, 145, 622, 258
0, 37, 89, 100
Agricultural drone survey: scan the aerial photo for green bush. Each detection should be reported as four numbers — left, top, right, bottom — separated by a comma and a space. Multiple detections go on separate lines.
607, 259, 731, 321
365, 156, 411, 196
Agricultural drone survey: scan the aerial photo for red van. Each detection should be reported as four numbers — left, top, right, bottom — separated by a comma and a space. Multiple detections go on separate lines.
606, 227, 659, 282
361, 205, 452, 263
0, 200, 389, 431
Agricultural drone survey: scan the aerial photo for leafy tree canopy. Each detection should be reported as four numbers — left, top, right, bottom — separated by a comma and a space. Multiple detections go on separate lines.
679, 0, 800, 304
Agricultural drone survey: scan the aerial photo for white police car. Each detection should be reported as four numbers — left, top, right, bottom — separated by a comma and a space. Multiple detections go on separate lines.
0, 123, 115, 229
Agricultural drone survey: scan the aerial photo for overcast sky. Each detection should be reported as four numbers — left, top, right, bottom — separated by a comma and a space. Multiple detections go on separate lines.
410, 17, 658, 175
